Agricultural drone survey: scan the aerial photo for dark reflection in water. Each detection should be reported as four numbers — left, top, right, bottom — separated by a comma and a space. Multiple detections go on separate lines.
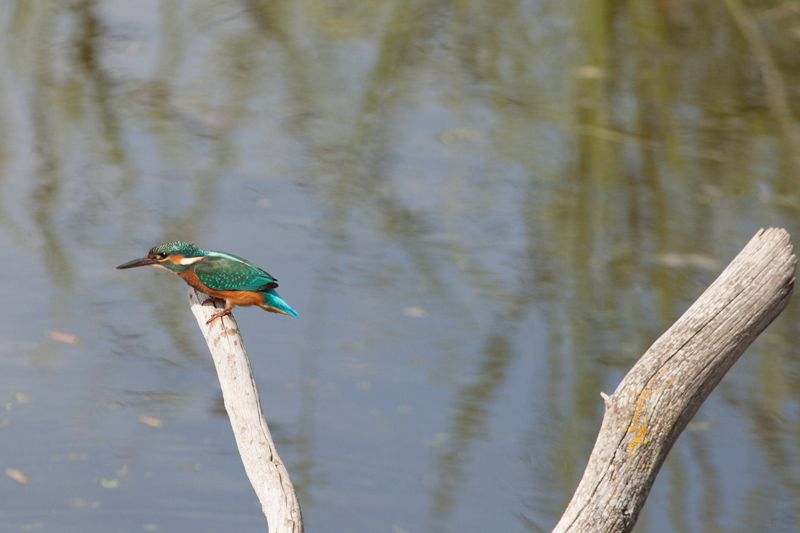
0, 0, 799, 532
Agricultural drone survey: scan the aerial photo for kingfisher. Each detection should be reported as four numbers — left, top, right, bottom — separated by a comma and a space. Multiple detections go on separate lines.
116, 241, 297, 324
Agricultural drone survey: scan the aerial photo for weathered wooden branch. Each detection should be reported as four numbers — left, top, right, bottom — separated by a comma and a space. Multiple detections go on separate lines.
187, 288, 304, 533
553, 227, 796, 533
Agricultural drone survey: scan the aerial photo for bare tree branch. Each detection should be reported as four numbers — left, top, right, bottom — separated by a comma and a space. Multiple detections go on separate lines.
188, 289, 304, 533
554, 228, 796, 533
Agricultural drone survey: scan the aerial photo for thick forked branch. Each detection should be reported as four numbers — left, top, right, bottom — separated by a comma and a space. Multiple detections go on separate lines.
188, 289, 304, 533
554, 228, 796, 533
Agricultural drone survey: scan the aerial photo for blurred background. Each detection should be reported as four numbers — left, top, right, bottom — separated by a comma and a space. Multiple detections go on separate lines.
1, 0, 799, 531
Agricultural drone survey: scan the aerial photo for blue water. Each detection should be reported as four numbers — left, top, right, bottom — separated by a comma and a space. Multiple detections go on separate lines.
1, 1, 799, 532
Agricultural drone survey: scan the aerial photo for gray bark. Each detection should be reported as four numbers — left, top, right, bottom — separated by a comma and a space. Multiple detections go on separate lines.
554, 227, 796, 533
188, 289, 304, 533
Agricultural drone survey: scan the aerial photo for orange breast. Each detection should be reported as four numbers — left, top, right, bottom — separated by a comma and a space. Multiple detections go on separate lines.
213, 289, 265, 307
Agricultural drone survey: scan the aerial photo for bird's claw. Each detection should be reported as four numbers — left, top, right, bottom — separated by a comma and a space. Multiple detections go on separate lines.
206, 309, 232, 325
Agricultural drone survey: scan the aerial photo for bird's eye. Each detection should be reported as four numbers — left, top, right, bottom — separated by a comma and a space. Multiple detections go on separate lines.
158, 252, 168, 259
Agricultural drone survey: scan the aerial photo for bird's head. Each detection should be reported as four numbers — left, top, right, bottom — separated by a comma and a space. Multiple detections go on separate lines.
116, 241, 207, 272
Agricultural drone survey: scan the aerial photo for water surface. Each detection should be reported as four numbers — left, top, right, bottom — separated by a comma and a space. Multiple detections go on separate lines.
1, 1, 799, 532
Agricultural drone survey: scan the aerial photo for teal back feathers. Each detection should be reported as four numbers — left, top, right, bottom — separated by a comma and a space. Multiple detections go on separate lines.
190, 252, 277, 291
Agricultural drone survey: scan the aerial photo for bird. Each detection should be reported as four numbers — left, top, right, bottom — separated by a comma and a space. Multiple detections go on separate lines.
116, 241, 297, 324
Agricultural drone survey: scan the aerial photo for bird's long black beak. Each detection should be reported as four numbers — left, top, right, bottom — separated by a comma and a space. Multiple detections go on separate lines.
116, 257, 158, 269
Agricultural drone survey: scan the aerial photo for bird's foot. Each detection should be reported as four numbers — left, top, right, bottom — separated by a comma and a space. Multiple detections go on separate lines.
206, 309, 232, 325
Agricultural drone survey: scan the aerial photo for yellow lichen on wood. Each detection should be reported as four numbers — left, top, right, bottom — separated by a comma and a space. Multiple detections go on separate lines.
626, 389, 653, 455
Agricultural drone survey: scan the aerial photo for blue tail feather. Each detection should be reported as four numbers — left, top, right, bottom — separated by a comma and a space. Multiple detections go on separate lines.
264, 289, 298, 317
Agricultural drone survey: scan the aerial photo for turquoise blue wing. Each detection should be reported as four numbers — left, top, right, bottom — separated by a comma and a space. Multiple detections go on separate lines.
194, 254, 279, 292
